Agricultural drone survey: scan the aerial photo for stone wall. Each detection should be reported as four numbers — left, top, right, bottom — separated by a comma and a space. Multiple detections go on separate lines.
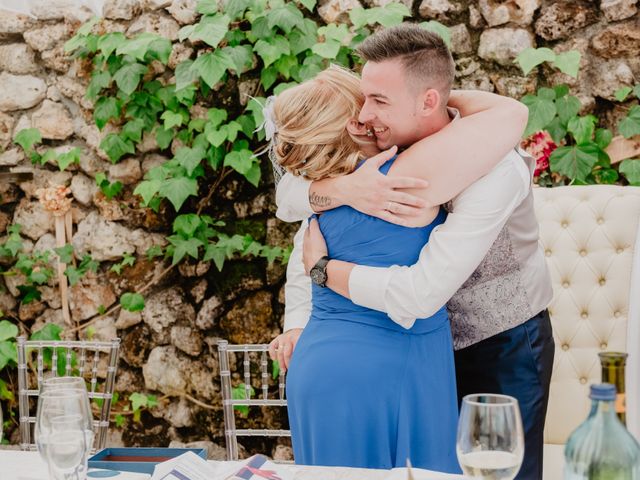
0, 0, 638, 458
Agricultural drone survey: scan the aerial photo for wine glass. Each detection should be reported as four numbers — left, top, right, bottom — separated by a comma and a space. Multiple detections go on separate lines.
456, 393, 524, 480
36, 389, 90, 480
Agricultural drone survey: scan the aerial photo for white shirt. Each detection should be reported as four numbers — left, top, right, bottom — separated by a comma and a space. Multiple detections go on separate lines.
277, 149, 531, 331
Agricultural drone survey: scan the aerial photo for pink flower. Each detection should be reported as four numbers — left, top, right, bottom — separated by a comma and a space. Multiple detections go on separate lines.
521, 131, 557, 177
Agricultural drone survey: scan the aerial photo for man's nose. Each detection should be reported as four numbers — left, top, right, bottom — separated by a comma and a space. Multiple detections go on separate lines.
358, 101, 374, 123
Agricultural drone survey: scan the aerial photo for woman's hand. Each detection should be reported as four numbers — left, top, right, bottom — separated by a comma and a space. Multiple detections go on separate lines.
303, 218, 327, 275
269, 329, 303, 372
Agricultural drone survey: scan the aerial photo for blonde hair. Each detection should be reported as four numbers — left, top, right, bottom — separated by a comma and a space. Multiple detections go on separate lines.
272, 65, 364, 181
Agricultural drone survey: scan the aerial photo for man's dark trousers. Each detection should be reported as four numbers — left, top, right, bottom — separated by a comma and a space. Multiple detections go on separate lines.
454, 310, 555, 480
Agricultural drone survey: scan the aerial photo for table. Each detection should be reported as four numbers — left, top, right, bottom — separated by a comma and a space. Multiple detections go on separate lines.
0, 450, 468, 480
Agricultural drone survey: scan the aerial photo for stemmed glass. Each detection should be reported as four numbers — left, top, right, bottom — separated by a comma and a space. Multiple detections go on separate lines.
456, 394, 524, 480
36, 386, 93, 479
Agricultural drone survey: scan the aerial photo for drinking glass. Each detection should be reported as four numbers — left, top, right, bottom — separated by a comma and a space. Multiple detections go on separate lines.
1, 399, 3, 443
36, 389, 90, 480
456, 394, 524, 480
41, 377, 95, 450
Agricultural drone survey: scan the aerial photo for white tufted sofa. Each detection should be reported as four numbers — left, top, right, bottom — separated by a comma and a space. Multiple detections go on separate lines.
533, 185, 640, 479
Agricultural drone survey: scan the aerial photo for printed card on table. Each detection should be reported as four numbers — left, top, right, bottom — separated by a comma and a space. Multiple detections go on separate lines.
226, 454, 292, 480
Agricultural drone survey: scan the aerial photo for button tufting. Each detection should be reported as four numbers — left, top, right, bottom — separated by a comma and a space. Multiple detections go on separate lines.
579, 249, 587, 256
597, 218, 604, 225
562, 344, 569, 351
545, 249, 552, 257
581, 311, 588, 319
617, 248, 624, 254
614, 311, 621, 318
561, 221, 569, 228
601, 343, 608, 350
562, 281, 570, 288
599, 278, 606, 286
580, 377, 587, 385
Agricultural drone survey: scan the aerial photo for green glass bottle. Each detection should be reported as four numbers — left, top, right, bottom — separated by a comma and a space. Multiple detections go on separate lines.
564, 384, 640, 479
599, 351, 627, 425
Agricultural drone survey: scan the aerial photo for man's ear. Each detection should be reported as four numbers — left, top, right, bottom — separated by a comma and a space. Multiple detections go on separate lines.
419, 88, 441, 117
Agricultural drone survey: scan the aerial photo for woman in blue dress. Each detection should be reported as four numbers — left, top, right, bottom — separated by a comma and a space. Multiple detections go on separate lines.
267, 65, 527, 472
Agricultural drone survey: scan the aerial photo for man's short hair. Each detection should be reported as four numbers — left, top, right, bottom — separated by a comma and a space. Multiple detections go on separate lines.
356, 23, 455, 103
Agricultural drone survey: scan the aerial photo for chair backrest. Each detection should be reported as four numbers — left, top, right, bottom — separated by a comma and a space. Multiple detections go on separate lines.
16, 336, 121, 451
533, 185, 640, 444
217, 341, 289, 460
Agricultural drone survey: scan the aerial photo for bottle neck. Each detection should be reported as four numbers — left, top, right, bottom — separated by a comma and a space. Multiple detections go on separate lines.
590, 398, 619, 421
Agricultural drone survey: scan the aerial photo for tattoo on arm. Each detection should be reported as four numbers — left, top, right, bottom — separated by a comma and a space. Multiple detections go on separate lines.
309, 192, 332, 208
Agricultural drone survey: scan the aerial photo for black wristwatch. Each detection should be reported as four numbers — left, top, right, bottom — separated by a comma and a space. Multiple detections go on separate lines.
310, 256, 330, 288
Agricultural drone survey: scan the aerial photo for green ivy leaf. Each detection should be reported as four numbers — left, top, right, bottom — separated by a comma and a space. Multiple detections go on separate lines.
260, 66, 278, 90
224, 149, 254, 175
94, 97, 121, 130
375, 3, 411, 27
555, 95, 581, 124
175, 59, 198, 92
595, 168, 619, 184
134, 179, 163, 205
0, 341, 17, 370
189, 14, 230, 48
54, 244, 74, 264
116, 33, 165, 62
268, 4, 305, 34
550, 144, 599, 182
299, 0, 316, 10
113, 62, 147, 96
207, 108, 228, 129
102, 180, 123, 200
567, 115, 596, 145
552, 50, 581, 78
0, 320, 18, 342
168, 235, 204, 264
289, 19, 318, 55
147, 37, 172, 64
122, 118, 146, 143
223, 45, 254, 75
349, 7, 369, 29
155, 126, 174, 150
521, 94, 557, 137
57, 147, 81, 171
615, 86, 633, 102
97, 32, 126, 57
191, 50, 233, 88
14, 128, 42, 152
418, 21, 451, 47
161, 110, 184, 130
30, 323, 63, 341
595, 128, 613, 150
173, 214, 203, 237
86, 70, 111, 100
222, 0, 251, 19
244, 162, 261, 187
196, 0, 221, 14
158, 176, 199, 211
100, 133, 135, 163
174, 146, 206, 176
120, 293, 145, 312
514, 47, 555, 76
620, 159, 640, 185
203, 243, 225, 270
619, 105, 640, 139
312, 40, 341, 59
254, 36, 290, 68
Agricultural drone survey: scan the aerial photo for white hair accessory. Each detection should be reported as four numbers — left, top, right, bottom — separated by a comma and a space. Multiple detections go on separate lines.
252, 95, 288, 187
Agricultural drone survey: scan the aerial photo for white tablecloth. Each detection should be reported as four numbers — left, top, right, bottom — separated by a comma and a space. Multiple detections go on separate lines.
0, 450, 468, 480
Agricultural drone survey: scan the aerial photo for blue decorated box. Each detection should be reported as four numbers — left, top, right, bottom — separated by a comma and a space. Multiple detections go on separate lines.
88, 447, 208, 474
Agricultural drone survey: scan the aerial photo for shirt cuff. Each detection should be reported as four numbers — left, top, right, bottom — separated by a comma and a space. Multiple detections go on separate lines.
283, 309, 311, 332
348, 265, 392, 313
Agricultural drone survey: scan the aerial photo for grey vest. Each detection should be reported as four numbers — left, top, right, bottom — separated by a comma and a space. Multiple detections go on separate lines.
446, 149, 553, 350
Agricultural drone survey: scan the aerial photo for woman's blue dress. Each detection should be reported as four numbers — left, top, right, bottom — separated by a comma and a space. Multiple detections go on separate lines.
286, 158, 459, 473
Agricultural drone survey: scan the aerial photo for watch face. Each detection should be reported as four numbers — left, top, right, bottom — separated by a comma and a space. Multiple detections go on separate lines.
310, 267, 327, 285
